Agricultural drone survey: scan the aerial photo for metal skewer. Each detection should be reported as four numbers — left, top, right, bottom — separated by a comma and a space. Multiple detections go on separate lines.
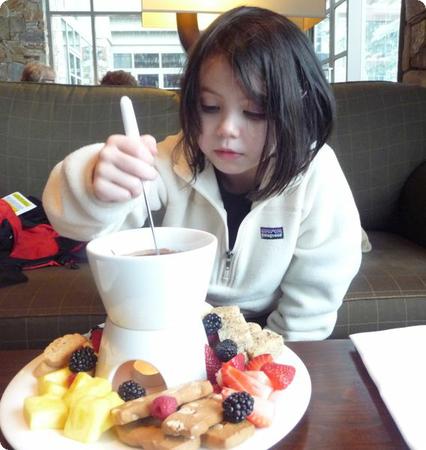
120, 96, 159, 255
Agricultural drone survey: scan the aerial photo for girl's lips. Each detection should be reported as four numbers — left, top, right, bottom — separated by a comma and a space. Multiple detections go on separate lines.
214, 149, 242, 160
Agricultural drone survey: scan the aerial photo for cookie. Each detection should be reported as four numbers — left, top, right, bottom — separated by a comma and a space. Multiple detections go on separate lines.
112, 380, 213, 425
246, 327, 284, 359
162, 396, 223, 438
115, 419, 201, 450
202, 420, 255, 449
216, 312, 253, 356
33, 333, 89, 376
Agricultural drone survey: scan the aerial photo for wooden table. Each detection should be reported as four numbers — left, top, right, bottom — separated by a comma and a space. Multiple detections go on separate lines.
0, 340, 409, 450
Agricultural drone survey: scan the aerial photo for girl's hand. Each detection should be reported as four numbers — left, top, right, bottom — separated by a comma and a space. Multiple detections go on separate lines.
92, 134, 158, 202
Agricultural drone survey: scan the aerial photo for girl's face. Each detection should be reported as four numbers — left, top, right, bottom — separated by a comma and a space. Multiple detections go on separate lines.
197, 55, 268, 193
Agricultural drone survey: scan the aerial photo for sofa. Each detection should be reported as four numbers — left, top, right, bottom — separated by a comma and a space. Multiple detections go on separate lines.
0, 80, 425, 348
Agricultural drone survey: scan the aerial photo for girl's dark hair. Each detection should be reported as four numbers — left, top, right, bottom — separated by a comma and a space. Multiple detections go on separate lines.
179, 6, 335, 201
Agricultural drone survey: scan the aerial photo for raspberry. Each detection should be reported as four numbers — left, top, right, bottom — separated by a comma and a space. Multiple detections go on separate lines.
215, 339, 238, 362
68, 346, 97, 373
223, 391, 254, 423
118, 380, 146, 401
202, 313, 222, 335
149, 395, 178, 420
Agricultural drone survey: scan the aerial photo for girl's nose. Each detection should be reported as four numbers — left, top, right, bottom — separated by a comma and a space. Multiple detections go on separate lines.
217, 114, 240, 138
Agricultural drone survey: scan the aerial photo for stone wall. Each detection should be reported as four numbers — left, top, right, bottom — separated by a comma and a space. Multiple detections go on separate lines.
0, 0, 47, 81
400, 0, 426, 86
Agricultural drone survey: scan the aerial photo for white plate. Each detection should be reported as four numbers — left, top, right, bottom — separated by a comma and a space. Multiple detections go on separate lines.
0, 346, 311, 450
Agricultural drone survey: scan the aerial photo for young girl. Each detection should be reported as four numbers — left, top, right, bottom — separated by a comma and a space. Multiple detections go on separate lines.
43, 6, 362, 341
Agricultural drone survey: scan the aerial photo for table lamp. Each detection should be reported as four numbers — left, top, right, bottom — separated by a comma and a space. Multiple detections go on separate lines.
141, 0, 326, 50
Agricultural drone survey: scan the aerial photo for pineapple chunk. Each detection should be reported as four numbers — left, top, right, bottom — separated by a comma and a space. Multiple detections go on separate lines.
63, 372, 111, 408
37, 367, 73, 396
101, 391, 125, 432
39, 381, 68, 397
24, 395, 68, 430
64, 392, 124, 443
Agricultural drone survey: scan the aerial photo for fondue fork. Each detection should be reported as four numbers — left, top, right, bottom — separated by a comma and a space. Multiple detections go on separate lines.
120, 96, 160, 255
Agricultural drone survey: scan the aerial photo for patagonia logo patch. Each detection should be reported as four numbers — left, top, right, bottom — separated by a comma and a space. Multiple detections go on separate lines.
260, 227, 284, 240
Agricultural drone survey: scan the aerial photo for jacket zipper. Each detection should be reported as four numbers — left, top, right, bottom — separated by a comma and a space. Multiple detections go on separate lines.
222, 250, 234, 282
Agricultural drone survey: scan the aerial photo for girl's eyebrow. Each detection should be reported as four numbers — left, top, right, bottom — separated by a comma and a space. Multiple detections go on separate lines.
200, 86, 220, 96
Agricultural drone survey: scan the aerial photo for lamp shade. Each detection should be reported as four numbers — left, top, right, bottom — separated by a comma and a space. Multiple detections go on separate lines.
142, 0, 326, 19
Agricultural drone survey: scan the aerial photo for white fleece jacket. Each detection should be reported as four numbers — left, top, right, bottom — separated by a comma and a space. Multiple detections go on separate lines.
43, 133, 362, 341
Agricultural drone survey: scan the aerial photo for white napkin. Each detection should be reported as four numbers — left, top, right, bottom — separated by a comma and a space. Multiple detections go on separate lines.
350, 325, 426, 450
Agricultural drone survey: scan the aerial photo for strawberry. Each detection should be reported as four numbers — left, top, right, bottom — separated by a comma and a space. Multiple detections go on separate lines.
222, 353, 245, 371
89, 327, 103, 353
221, 364, 272, 399
67, 372, 77, 387
246, 353, 273, 371
261, 362, 296, 390
205, 344, 222, 385
207, 333, 219, 347
245, 370, 273, 389
221, 386, 237, 399
212, 383, 222, 394
247, 395, 275, 428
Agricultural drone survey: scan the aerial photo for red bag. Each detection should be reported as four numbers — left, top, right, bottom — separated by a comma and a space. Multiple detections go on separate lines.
0, 198, 85, 271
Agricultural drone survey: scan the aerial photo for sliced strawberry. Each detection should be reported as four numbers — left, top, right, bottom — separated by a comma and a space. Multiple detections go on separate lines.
245, 370, 273, 389
222, 353, 245, 371
67, 372, 77, 387
221, 386, 237, 399
205, 344, 222, 385
221, 364, 272, 399
212, 383, 222, 394
261, 362, 296, 390
246, 353, 273, 371
89, 327, 103, 353
247, 395, 274, 428
207, 333, 219, 347
216, 369, 223, 387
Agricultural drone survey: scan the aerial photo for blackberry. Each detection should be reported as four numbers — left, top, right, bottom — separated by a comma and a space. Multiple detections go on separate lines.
118, 380, 146, 401
223, 392, 254, 423
214, 339, 238, 362
202, 313, 222, 336
68, 346, 97, 373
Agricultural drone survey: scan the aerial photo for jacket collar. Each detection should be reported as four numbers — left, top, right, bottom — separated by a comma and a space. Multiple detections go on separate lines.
172, 141, 224, 210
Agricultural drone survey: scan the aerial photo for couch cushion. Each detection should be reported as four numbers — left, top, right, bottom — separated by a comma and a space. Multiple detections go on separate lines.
329, 82, 426, 230
331, 231, 426, 338
0, 264, 105, 349
0, 82, 181, 198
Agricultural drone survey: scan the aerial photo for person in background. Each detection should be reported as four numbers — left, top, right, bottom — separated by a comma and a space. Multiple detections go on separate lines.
100, 70, 138, 87
21, 61, 55, 83
43, 6, 362, 341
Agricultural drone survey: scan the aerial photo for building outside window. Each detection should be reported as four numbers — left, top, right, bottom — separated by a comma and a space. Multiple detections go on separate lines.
313, 0, 401, 82
47, 0, 401, 87
46, 0, 186, 88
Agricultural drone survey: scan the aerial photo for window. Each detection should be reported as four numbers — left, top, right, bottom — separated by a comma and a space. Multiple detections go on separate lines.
134, 53, 160, 68
313, 0, 348, 82
162, 53, 186, 68
313, 0, 400, 82
113, 53, 132, 68
164, 73, 181, 89
46, 0, 185, 86
138, 74, 159, 87
51, 17, 93, 84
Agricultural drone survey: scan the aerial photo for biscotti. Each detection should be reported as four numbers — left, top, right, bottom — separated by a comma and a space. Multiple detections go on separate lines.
202, 420, 255, 449
112, 380, 213, 425
161, 396, 223, 438
33, 333, 89, 376
115, 420, 201, 450
207, 306, 285, 360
